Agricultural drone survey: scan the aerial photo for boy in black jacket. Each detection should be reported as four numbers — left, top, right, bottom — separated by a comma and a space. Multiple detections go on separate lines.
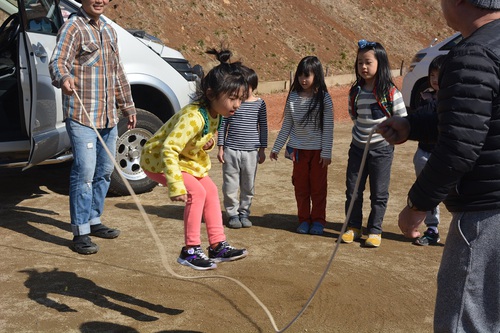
411, 55, 446, 246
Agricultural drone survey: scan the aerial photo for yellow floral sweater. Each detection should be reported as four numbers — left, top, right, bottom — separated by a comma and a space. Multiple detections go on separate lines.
140, 104, 219, 197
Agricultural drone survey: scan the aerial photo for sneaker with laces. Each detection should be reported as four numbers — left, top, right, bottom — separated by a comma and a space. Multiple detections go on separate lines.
365, 234, 382, 247
341, 227, 362, 243
208, 241, 248, 262
177, 246, 217, 271
414, 229, 440, 246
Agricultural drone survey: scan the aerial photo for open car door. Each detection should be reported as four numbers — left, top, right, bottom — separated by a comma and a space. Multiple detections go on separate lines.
18, 0, 70, 169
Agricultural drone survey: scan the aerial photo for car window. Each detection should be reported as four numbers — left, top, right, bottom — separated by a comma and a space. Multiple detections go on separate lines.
24, 0, 63, 34
0, 0, 17, 21
59, 0, 77, 20
439, 34, 463, 51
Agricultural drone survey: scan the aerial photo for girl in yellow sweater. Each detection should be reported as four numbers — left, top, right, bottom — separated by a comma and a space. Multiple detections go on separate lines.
140, 49, 248, 270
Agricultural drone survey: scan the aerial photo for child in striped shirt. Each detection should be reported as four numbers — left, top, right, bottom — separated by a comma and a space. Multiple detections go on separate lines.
341, 40, 407, 248
217, 66, 268, 229
270, 56, 334, 235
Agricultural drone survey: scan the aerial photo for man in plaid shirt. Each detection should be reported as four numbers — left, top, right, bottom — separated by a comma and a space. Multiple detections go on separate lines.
49, 0, 136, 255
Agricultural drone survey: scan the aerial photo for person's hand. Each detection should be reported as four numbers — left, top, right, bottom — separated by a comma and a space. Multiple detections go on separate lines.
203, 138, 214, 151
171, 194, 187, 202
127, 114, 136, 129
398, 205, 426, 238
377, 117, 410, 145
319, 157, 331, 168
258, 149, 266, 164
270, 151, 279, 161
61, 77, 75, 96
217, 146, 224, 163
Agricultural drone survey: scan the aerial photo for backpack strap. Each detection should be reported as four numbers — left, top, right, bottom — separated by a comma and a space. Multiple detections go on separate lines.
375, 86, 396, 117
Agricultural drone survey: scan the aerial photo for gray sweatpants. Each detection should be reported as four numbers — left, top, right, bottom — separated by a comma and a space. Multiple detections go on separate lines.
413, 148, 440, 228
434, 209, 500, 332
221, 147, 258, 218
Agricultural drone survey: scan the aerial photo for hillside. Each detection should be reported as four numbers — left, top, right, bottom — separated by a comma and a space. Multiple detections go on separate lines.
105, 0, 454, 82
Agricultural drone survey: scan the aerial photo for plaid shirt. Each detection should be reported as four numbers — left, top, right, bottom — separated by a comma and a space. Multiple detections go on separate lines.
49, 8, 135, 128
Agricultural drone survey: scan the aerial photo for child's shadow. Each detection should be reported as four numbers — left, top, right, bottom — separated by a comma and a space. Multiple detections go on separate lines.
1, 206, 72, 247
20, 268, 183, 322
247, 214, 344, 239
113, 203, 436, 246
115, 203, 185, 221
80, 322, 203, 333
115, 203, 345, 238
380, 230, 445, 247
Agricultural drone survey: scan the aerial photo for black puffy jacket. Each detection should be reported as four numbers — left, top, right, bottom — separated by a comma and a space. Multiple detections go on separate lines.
408, 19, 500, 213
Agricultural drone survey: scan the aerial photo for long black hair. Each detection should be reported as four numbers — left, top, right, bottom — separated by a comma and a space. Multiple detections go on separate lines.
351, 41, 395, 101
288, 56, 328, 130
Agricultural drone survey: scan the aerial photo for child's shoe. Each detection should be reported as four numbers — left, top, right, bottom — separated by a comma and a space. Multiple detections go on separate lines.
227, 216, 242, 229
309, 222, 324, 235
177, 246, 217, 271
208, 241, 248, 262
240, 216, 253, 228
341, 227, 362, 243
365, 234, 382, 247
414, 228, 440, 246
297, 221, 310, 234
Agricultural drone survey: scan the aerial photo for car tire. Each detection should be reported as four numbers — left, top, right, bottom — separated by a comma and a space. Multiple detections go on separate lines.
108, 108, 164, 196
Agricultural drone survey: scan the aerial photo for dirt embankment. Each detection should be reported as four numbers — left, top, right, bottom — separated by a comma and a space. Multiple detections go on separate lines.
106, 0, 453, 81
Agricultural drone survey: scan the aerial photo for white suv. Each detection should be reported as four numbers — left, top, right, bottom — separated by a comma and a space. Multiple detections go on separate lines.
0, 0, 200, 195
402, 32, 462, 111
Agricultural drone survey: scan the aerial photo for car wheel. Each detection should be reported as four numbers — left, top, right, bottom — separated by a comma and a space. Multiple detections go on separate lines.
108, 108, 164, 196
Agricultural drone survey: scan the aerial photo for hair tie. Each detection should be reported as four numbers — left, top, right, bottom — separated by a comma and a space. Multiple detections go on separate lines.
358, 39, 376, 49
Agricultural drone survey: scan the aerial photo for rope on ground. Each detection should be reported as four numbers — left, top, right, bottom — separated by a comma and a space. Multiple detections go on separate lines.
73, 89, 374, 332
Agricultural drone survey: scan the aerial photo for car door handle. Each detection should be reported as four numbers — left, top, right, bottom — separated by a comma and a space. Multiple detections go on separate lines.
34, 42, 48, 58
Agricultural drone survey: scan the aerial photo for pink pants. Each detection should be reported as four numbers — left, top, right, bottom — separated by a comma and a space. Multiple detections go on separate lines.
144, 171, 226, 247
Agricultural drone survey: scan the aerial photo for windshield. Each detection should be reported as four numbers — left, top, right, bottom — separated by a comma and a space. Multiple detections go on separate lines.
2, 0, 17, 10
440, 34, 463, 52
0, 0, 17, 21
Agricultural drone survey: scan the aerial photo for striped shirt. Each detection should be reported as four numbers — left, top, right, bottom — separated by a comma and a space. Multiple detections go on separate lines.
271, 91, 334, 159
49, 8, 135, 129
217, 98, 268, 150
349, 88, 407, 149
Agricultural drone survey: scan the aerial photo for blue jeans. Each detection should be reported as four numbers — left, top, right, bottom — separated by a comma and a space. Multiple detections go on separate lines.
66, 119, 117, 236
345, 143, 394, 234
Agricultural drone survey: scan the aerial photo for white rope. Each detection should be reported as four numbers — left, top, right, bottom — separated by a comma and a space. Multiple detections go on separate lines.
72, 89, 374, 332
276, 127, 375, 332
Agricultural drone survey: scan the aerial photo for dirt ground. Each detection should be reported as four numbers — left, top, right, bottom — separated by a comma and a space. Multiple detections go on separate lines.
0, 78, 450, 333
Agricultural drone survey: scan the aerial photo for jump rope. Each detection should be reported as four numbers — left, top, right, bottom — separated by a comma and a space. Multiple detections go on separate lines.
73, 90, 375, 332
